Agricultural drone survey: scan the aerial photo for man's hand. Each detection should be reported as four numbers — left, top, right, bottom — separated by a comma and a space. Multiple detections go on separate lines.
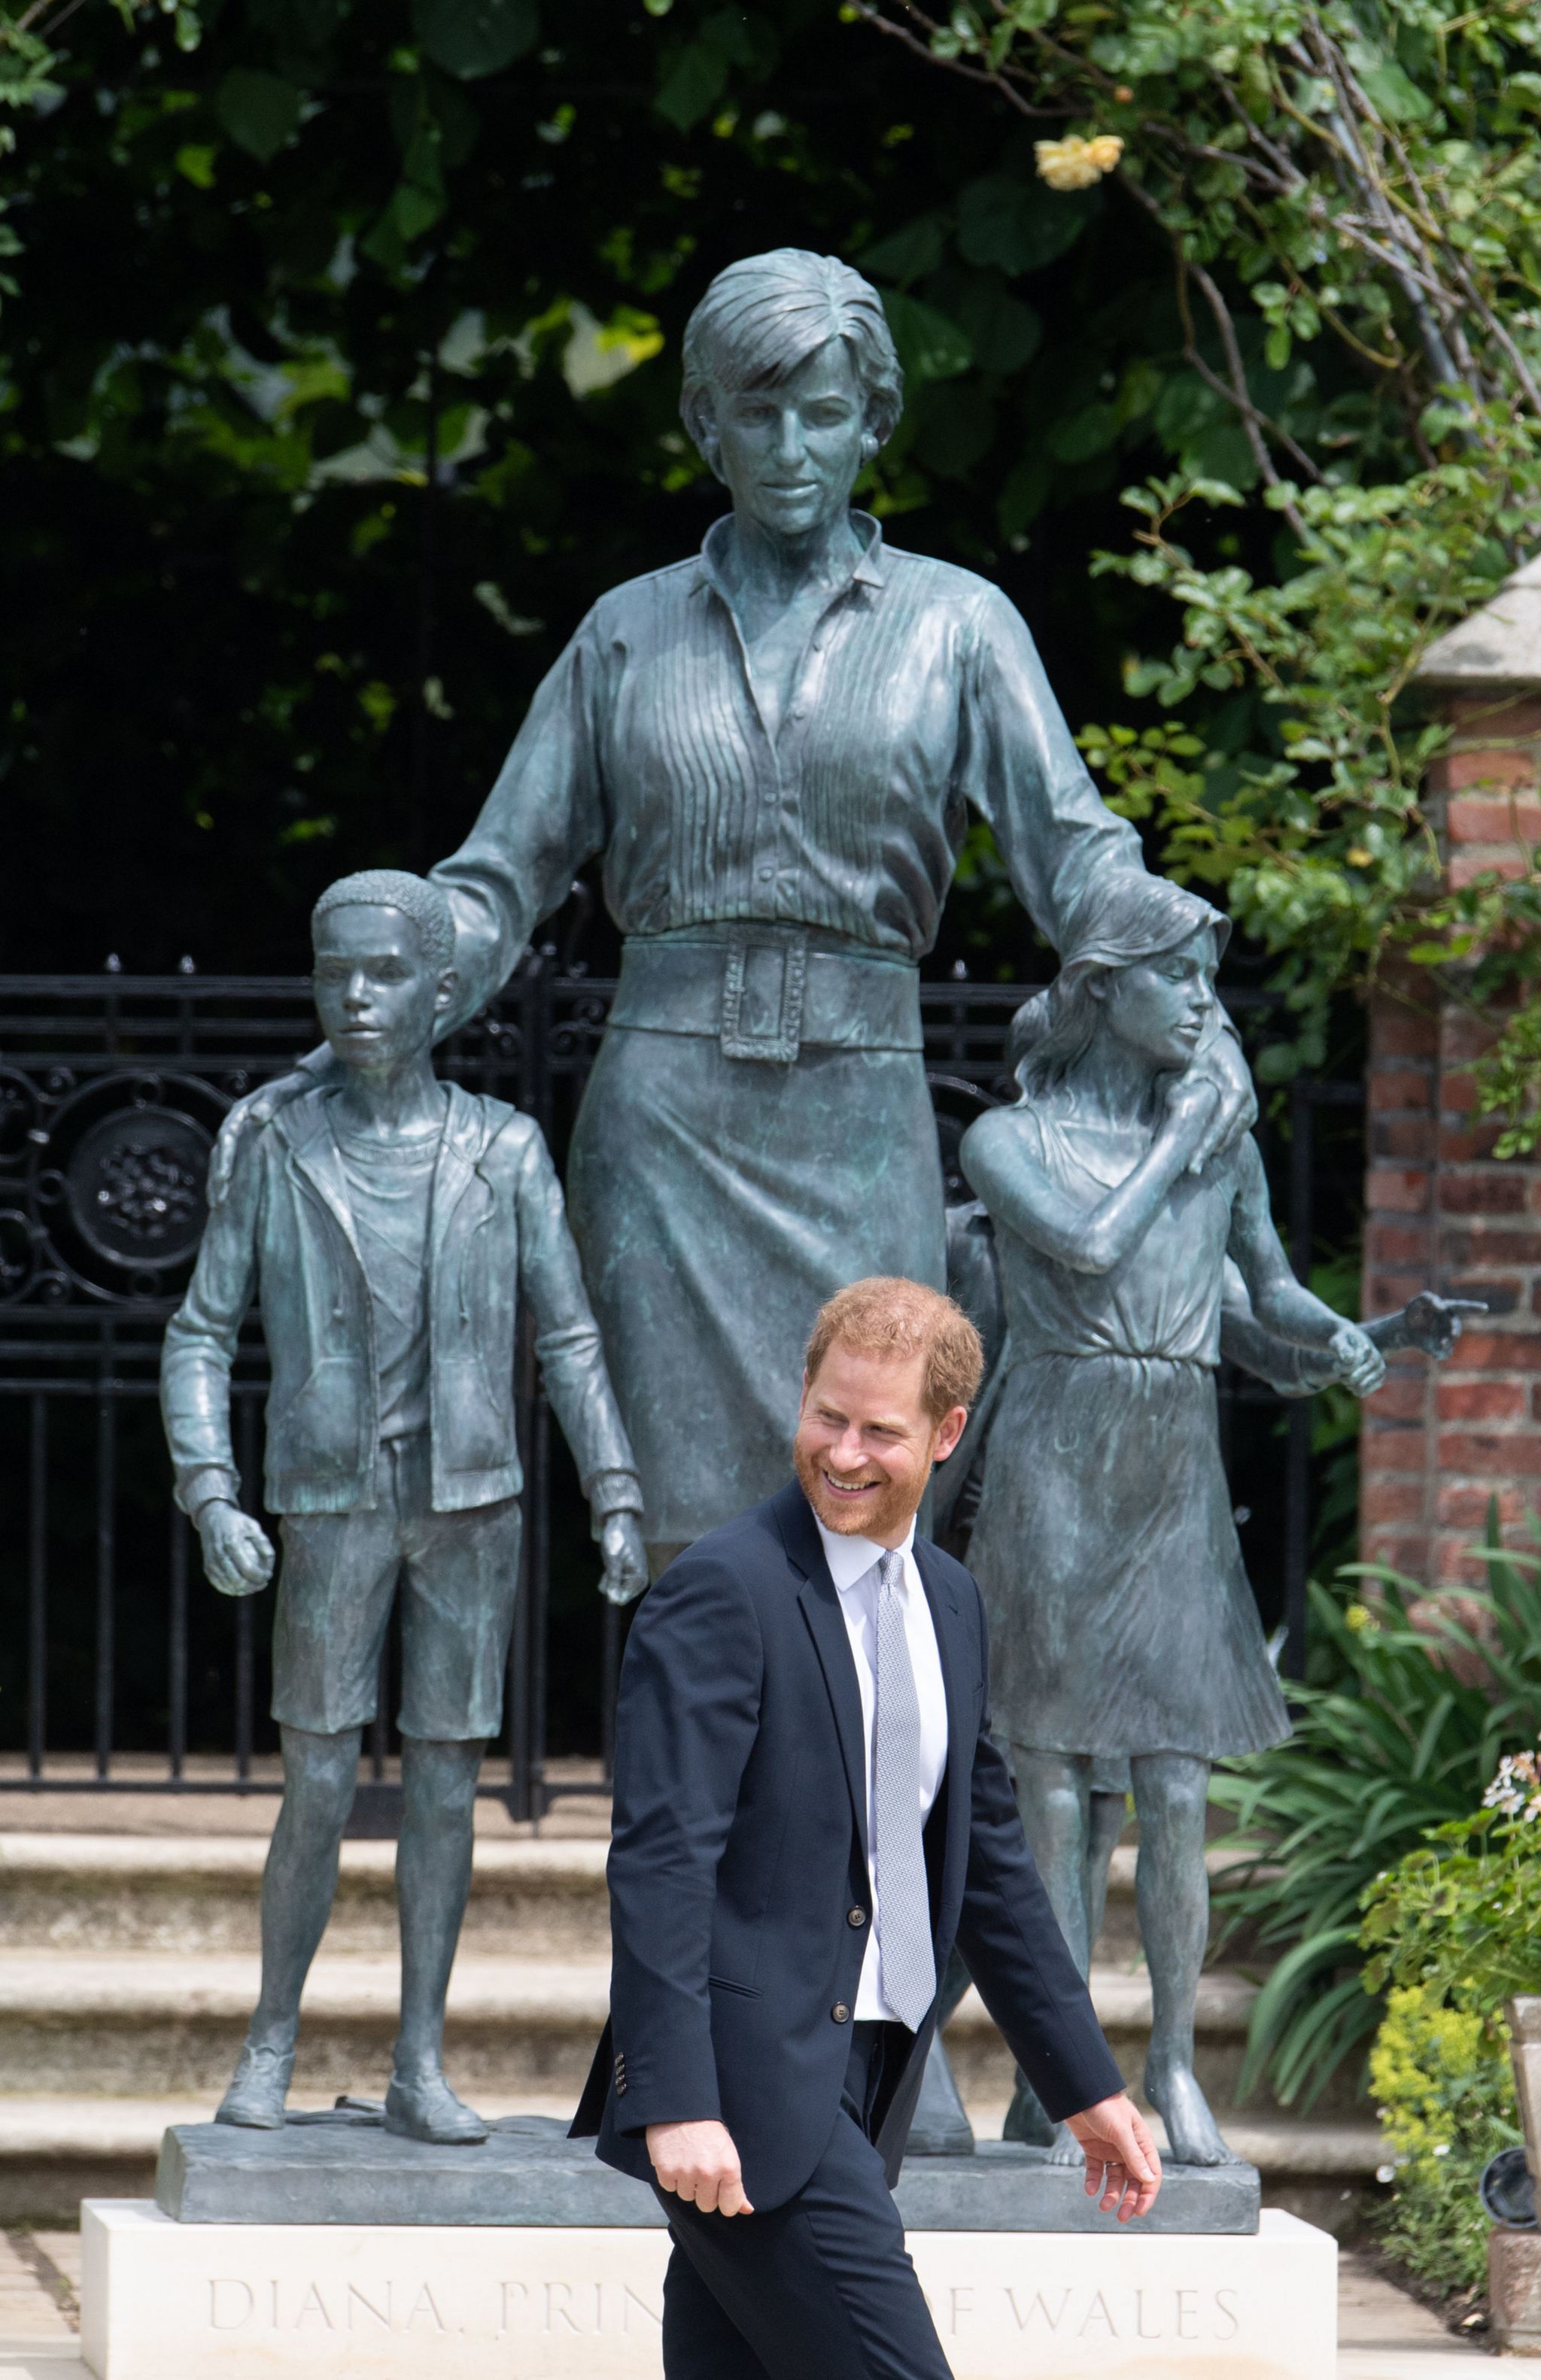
207, 1068, 315, 1206
1065, 2094, 1162, 2223
646, 2119, 754, 2217
196, 1502, 276, 1598
600, 1512, 649, 1606
1188, 1024, 1257, 1173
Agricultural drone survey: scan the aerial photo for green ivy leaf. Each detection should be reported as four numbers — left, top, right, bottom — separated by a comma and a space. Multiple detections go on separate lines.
956, 174, 1094, 275
411, 0, 537, 80
214, 69, 302, 162
655, 39, 728, 130
878, 288, 972, 384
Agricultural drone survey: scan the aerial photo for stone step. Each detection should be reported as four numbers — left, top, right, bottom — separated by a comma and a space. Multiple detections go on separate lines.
0, 1834, 1245, 1963
0, 2095, 1388, 2235
0, 1836, 609, 1960
0, 1952, 1273, 2108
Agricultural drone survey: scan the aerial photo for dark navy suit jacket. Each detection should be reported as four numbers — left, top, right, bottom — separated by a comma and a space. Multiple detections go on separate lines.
570, 1479, 1124, 2212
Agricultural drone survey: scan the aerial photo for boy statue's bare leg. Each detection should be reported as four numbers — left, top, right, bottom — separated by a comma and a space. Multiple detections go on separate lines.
216, 1724, 360, 2128
386, 1735, 488, 2142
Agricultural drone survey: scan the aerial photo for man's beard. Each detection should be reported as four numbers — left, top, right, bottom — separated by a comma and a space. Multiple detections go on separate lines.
793, 1437, 929, 1542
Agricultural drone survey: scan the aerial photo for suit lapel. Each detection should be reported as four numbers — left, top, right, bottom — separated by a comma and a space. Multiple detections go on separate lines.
774, 1482, 870, 1867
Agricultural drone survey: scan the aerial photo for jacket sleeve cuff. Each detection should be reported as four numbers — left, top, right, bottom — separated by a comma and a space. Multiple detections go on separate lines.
587, 1468, 645, 1522
178, 1466, 242, 1522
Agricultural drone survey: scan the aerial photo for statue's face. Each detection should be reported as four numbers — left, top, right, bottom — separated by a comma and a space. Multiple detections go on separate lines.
707, 336, 868, 539
1096, 925, 1217, 1071
312, 904, 452, 1073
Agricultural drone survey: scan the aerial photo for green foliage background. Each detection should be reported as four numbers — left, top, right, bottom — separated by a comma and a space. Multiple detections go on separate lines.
0, 0, 1211, 975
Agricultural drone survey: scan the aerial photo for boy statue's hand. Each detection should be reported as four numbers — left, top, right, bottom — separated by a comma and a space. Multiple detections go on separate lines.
197, 1502, 277, 1598
600, 1512, 649, 1606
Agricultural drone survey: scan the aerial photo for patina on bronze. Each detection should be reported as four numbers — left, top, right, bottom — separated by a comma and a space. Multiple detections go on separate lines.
208, 249, 1254, 1569
163, 870, 646, 2146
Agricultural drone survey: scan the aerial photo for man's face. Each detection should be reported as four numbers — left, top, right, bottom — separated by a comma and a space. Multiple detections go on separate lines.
312, 904, 451, 1073
793, 1340, 968, 1549
707, 337, 868, 542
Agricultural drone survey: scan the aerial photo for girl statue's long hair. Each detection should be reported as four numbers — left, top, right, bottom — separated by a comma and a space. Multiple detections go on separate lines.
1007, 875, 1229, 1100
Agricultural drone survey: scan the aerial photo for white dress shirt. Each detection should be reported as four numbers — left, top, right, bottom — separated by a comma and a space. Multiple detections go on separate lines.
814, 1516, 950, 2024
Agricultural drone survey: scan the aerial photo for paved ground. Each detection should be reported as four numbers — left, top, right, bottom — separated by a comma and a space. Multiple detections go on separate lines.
0, 2229, 1491, 2375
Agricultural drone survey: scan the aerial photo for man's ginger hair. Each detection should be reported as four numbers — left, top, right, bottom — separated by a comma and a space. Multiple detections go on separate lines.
804, 1277, 983, 1425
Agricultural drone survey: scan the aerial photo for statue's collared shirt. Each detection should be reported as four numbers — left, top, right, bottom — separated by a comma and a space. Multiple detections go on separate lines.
430, 511, 1141, 1031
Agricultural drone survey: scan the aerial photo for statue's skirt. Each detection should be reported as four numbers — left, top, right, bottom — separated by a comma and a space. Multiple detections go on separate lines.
969, 1352, 1291, 1761
566, 943, 946, 1547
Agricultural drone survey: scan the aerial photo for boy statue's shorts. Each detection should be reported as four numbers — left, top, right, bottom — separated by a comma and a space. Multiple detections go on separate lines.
270, 1434, 522, 1741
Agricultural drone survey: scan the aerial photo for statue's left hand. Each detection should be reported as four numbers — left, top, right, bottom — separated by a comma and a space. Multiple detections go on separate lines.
1187, 1025, 1257, 1173
599, 1511, 649, 1606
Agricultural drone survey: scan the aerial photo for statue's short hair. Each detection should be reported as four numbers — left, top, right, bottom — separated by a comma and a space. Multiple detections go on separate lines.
804, 1277, 983, 1423
680, 250, 904, 461
311, 870, 455, 973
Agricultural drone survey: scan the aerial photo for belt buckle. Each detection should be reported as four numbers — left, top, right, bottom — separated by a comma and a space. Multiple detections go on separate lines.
720, 930, 807, 1064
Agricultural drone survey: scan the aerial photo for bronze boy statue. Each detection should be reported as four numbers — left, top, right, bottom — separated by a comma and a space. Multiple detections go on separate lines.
161, 869, 646, 2143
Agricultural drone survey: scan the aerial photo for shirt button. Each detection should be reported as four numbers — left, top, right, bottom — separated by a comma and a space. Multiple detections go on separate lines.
846, 1907, 867, 1929
831, 2002, 851, 2024
757, 864, 774, 881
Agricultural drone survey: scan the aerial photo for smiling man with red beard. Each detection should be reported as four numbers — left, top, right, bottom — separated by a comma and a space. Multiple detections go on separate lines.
570, 1275, 1159, 2380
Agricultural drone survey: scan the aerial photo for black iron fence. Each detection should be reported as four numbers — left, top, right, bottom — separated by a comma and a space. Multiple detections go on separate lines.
0, 961, 1363, 1819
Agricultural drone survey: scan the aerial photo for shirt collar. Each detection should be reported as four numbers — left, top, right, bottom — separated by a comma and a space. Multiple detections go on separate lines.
814, 1513, 917, 1596
690, 508, 887, 600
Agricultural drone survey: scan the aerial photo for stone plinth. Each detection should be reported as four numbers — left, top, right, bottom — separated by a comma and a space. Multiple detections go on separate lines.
155, 2112, 1261, 2235
81, 2199, 1334, 2379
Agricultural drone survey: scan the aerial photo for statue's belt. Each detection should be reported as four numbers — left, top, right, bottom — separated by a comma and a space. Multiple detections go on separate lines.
609, 930, 924, 1064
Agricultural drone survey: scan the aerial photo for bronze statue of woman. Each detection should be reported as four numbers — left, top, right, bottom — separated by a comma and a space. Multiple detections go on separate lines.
212, 249, 1252, 1574
959, 874, 1384, 2167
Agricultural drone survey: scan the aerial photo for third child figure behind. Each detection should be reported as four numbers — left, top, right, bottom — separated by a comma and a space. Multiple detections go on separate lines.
959, 876, 1383, 2169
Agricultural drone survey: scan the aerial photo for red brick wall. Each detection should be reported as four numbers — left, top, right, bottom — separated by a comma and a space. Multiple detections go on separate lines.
1359, 697, 1541, 1587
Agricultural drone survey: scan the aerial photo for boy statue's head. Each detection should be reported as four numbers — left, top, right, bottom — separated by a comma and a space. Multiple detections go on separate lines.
310, 869, 457, 1074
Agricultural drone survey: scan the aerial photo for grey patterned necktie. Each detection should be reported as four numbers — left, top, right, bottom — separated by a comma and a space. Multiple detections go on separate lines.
871, 1549, 937, 2029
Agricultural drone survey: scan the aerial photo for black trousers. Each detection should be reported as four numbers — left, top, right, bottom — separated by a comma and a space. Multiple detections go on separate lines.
652, 2023, 954, 2380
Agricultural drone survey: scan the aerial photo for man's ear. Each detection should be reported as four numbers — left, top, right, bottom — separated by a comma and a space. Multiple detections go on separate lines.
932, 1404, 969, 1464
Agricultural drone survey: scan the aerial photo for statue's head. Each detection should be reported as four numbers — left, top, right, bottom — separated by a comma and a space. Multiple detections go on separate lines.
680, 250, 903, 538
310, 868, 457, 1074
1008, 875, 1228, 1096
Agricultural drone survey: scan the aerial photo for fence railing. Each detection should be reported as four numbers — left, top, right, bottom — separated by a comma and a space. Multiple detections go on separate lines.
0, 961, 1363, 1819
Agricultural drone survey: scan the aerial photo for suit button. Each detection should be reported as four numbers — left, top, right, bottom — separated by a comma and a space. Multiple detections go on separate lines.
831, 2002, 851, 2024
846, 1908, 867, 1929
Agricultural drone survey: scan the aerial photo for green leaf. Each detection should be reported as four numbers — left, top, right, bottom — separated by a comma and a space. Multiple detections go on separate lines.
1047, 401, 1120, 464
411, 0, 537, 79
956, 173, 1093, 275
878, 288, 971, 384
655, 38, 727, 131
858, 215, 945, 288
214, 69, 302, 163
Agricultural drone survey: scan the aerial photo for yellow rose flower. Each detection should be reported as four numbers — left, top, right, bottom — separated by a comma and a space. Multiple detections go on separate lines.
1035, 134, 1124, 192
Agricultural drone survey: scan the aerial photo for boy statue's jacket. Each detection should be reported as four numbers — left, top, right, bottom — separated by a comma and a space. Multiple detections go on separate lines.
162, 1082, 638, 1518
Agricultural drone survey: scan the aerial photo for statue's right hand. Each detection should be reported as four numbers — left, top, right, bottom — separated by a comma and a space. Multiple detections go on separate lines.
197, 1504, 276, 1598
1160, 1069, 1222, 1150
207, 1070, 312, 1206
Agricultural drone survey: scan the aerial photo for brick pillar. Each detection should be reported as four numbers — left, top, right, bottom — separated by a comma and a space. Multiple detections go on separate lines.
1360, 679, 1541, 1588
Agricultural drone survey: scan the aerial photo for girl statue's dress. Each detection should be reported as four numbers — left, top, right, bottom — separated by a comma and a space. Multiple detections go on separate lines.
968, 1104, 1290, 1767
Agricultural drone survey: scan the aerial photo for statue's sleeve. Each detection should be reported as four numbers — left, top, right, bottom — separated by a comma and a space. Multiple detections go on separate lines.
958, 584, 1145, 951
160, 1133, 264, 1516
512, 1122, 643, 1511
429, 609, 611, 1037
